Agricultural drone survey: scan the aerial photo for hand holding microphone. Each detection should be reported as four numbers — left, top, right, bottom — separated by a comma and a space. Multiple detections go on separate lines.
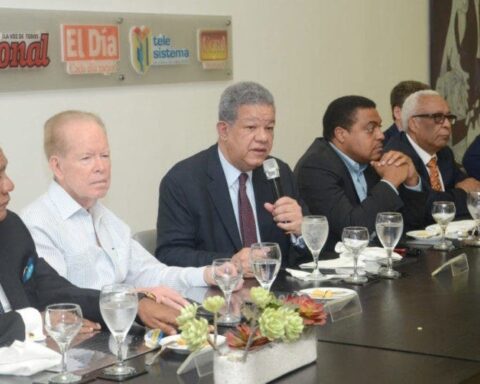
263, 158, 303, 236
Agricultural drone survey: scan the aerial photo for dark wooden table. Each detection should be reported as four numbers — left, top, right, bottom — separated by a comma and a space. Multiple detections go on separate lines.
6, 246, 480, 383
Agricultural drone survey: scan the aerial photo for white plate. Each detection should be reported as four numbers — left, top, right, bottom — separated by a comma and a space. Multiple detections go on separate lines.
406, 229, 441, 240
159, 334, 226, 355
298, 287, 357, 301
426, 220, 476, 239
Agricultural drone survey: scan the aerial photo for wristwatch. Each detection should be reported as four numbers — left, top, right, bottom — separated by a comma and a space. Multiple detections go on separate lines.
137, 291, 157, 302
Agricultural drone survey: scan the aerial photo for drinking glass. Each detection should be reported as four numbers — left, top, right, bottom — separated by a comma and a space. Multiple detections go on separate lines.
44, 303, 83, 384
212, 258, 243, 325
342, 227, 369, 284
467, 191, 480, 238
301, 215, 329, 280
249, 242, 282, 291
432, 201, 456, 250
100, 284, 139, 377
376, 212, 403, 278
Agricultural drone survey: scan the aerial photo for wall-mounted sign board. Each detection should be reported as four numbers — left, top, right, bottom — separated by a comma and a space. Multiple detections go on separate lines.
0, 8, 233, 92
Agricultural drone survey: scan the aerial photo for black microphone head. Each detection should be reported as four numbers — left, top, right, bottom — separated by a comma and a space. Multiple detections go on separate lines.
263, 158, 280, 180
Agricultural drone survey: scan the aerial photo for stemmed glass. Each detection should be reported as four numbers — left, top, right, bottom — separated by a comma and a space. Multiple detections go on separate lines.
342, 227, 369, 284
44, 303, 83, 384
212, 258, 243, 325
467, 191, 480, 239
100, 284, 139, 377
432, 201, 456, 250
249, 242, 282, 291
376, 212, 403, 278
301, 215, 329, 281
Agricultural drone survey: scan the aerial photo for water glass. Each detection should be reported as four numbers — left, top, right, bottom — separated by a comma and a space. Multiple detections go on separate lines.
342, 227, 369, 284
432, 201, 456, 250
301, 215, 329, 280
249, 242, 281, 291
212, 258, 243, 325
376, 212, 403, 278
100, 284, 139, 377
467, 191, 480, 238
45, 303, 83, 384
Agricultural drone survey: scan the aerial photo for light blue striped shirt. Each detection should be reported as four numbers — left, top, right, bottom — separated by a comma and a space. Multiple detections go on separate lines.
21, 182, 206, 292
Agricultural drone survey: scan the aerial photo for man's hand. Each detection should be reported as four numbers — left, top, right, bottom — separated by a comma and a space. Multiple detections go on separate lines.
371, 151, 419, 187
79, 318, 101, 334
231, 248, 253, 278
137, 286, 189, 311
137, 299, 179, 335
264, 196, 303, 236
455, 177, 480, 193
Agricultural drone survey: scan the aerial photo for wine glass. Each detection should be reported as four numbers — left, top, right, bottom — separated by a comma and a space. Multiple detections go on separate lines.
44, 303, 83, 384
212, 258, 243, 325
467, 191, 480, 238
301, 215, 329, 281
100, 284, 139, 377
432, 201, 456, 250
342, 227, 369, 284
376, 212, 403, 278
249, 242, 282, 291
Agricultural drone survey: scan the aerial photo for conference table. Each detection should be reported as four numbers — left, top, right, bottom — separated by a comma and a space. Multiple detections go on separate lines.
5, 244, 480, 384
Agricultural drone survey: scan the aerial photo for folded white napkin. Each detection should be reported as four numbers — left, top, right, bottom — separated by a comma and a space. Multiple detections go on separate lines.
285, 268, 349, 281
0, 340, 61, 376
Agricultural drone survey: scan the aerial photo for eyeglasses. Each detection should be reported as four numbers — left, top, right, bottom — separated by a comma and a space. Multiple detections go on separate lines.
412, 113, 457, 125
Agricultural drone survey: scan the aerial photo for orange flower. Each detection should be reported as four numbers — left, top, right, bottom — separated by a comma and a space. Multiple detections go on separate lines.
284, 295, 327, 326
225, 324, 270, 349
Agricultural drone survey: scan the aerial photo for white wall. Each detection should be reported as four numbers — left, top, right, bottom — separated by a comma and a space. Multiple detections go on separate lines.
0, 0, 429, 231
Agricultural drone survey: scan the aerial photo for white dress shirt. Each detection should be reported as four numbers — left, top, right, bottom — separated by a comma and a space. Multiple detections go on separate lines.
21, 182, 206, 292
406, 133, 445, 190
0, 284, 43, 340
218, 148, 262, 242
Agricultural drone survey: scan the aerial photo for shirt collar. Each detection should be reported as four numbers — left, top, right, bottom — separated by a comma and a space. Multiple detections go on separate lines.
406, 133, 435, 165
329, 142, 368, 174
218, 147, 253, 187
47, 181, 105, 221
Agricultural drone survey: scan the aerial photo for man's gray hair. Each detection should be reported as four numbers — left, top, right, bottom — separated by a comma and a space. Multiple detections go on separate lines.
218, 81, 275, 124
401, 90, 441, 131
44, 110, 106, 159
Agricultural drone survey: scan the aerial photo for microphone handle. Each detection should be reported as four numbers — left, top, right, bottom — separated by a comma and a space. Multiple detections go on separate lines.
271, 178, 284, 201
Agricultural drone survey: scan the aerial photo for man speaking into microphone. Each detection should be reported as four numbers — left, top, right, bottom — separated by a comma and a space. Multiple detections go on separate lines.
155, 82, 308, 273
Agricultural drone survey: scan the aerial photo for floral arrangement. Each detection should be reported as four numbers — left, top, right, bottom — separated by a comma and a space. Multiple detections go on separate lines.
177, 287, 327, 360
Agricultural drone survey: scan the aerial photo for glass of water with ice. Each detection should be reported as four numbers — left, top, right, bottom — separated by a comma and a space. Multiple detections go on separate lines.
431, 201, 456, 251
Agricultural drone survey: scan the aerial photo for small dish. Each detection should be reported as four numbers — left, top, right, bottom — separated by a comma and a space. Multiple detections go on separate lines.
406, 229, 440, 240
159, 334, 226, 355
426, 220, 476, 240
298, 287, 357, 301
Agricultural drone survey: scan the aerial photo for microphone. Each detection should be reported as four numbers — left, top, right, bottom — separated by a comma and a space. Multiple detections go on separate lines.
263, 158, 284, 200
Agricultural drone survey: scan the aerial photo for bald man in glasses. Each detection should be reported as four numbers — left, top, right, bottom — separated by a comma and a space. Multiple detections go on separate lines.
385, 90, 480, 222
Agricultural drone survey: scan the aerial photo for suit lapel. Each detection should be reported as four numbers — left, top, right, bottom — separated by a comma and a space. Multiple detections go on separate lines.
400, 134, 430, 187
252, 167, 274, 241
206, 146, 243, 250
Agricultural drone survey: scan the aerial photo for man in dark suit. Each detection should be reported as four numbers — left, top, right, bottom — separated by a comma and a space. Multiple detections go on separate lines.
295, 96, 426, 251
385, 90, 480, 221
383, 80, 430, 145
156, 82, 307, 271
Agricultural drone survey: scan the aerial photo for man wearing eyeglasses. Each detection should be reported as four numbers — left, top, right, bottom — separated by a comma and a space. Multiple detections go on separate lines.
385, 90, 480, 221
295, 95, 426, 251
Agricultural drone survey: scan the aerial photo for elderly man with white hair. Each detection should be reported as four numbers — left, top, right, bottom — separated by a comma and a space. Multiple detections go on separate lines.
385, 90, 480, 221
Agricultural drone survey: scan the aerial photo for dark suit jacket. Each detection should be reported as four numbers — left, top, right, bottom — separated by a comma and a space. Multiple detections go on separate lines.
294, 138, 426, 251
385, 132, 469, 221
0, 210, 102, 346
383, 123, 400, 145
156, 144, 308, 267
463, 135, 480, 179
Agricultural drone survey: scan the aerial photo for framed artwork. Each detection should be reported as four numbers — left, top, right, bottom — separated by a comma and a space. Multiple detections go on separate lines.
430, 0, 480, 160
